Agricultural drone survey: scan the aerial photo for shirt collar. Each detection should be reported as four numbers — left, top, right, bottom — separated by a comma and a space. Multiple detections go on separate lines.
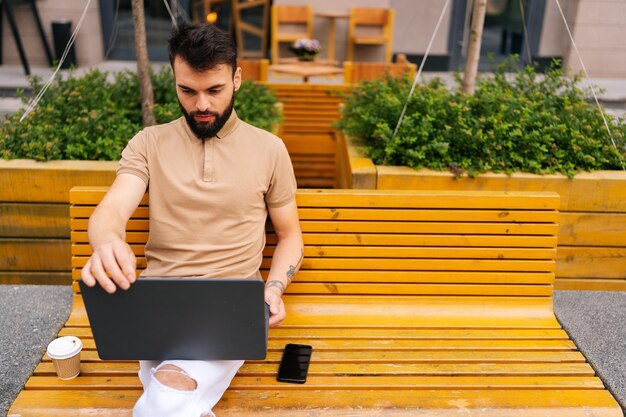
215, 109, 239, 140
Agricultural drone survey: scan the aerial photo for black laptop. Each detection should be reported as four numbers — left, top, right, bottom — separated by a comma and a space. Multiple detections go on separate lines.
80, 278, 269, 361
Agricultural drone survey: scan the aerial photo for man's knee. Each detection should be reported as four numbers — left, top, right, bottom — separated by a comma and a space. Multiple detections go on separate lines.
154, 364, 197, 391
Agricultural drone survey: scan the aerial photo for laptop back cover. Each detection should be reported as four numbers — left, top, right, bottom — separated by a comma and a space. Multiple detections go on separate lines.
80, 278, 268, 361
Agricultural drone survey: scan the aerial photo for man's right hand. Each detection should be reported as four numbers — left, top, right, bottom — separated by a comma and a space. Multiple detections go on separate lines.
81, 238, 137, 294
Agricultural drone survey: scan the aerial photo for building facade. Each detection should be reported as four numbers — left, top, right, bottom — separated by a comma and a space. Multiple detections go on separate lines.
1, 0, 624, 77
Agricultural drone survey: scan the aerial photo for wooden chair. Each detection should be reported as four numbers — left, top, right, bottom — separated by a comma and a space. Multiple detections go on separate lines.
347, 7, 395, 64
237, 59, 269, 82
343, 60, 417, 84
232, 0, 270, 59
8, 187, 623, 416
270, 5, 313, 64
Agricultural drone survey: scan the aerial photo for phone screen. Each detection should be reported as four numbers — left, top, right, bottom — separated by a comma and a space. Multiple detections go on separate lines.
277, 343, 312, 383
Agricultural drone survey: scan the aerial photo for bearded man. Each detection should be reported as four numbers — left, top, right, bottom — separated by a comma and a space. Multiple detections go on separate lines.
81, 22, 303, 417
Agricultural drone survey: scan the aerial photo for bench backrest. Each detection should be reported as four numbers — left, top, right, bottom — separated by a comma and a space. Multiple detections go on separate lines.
70, 188, 559, 301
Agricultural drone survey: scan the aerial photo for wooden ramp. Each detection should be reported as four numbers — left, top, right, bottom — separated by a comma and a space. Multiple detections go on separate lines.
8, 187, 623, 417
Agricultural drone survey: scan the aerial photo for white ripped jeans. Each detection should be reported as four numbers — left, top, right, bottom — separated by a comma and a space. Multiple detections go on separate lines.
133, 359, 244, 417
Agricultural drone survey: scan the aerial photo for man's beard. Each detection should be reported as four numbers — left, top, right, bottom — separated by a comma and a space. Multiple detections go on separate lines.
180, 92, 235, 140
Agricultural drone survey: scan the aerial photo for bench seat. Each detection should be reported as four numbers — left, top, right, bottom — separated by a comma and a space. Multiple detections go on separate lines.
8, 188, 623, 417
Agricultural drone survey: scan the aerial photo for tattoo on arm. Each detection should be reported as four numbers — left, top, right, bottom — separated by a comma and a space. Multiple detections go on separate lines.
266, 280, 285, 294
286, 248, 304, 280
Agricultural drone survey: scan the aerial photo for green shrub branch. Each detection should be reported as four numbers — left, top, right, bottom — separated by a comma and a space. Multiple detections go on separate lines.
0, 67, 281, 161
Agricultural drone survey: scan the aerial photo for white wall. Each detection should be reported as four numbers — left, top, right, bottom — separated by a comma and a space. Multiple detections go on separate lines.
390, 0, 451, 56
562, 0, 626, 77
537, 0, 571, 57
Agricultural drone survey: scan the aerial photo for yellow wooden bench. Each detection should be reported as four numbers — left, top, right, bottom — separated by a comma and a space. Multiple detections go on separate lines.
9, 187, 623, 416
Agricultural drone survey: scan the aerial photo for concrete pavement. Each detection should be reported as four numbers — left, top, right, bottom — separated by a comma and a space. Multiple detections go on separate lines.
0, 285, 72, 416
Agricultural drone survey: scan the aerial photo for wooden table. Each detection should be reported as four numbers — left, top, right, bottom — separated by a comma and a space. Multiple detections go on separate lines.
270, 62, 343, 83
278, 57, 339, 66
314, 12, 349, 63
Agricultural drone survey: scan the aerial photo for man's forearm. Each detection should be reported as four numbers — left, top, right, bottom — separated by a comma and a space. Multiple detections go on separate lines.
266, 235, 304, 294
88, 204, 128, 250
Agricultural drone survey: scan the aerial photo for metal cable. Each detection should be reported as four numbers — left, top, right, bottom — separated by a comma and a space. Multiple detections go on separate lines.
391, 0, 452, 143
20, 0, 93, 122
554, 0, 625, 170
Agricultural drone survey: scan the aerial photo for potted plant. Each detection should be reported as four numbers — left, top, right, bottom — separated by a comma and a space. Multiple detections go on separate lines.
289, 38, 322, 62
335, 59, 626, 291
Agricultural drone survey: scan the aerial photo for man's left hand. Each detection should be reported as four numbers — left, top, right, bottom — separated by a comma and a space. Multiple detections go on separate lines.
265, 286, 286, 327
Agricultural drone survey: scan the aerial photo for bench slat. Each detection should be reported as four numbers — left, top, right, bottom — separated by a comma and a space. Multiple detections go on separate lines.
39, 349, 586, 365
70, 232, 558, 248
69, 206, 559, 223
59, 326, 571, 340
69, 218, 559, 235
69, 279, 556, 296
71, 270, 556, 284
35, 353, 588, 375
38, 357, 594, 375
10, 389, 622, 417
71, 244, 556, 260
50, 339, 578, 356
71, 256, 556, 272
68, 188, 560, 210
25, 375, 605, 390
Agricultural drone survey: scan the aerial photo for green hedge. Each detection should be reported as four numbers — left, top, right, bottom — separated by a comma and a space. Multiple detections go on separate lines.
336, 59, 626, 177
0, 67, 281, 161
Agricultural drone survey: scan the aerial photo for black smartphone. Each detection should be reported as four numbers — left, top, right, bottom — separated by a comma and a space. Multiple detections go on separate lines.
276, 343, 312, 384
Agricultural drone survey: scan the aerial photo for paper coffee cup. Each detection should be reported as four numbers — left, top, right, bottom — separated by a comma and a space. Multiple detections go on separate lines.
47, 336, 82, 380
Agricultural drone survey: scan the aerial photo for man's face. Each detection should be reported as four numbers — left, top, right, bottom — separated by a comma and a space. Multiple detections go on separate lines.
173, 56, 242, 140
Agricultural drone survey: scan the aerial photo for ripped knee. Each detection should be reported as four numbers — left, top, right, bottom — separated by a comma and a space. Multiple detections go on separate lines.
154, 364, 197, 391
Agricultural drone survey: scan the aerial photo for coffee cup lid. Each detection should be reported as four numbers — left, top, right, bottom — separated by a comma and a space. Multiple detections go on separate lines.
47, 336, 82, 360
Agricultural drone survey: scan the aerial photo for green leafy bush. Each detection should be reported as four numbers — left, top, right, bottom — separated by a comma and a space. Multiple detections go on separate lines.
0, 68, 281, 161
234, 80, 282, 132
336, 59, 626, 176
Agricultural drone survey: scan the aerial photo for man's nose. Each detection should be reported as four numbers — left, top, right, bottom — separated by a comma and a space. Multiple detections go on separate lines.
196, 94, 211, 112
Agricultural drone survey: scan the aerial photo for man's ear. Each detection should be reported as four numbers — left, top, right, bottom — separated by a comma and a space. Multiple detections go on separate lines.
234, 67, 242, 91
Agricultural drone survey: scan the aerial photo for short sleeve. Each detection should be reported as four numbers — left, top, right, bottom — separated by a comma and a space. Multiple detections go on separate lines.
117, 130, 149, 185
265, 140, 297, 208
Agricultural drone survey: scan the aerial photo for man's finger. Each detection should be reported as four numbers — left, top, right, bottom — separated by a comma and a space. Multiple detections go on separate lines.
264, 292, 280, 313
269, 299, 286, 327
90, 255, 117, 294
113, 244, 136, 284
100, 249, 130, 290
127, 247, 137, 283
81, 258, 96, 287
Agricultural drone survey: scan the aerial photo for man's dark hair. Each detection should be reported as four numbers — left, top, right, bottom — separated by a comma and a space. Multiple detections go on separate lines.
168, 22, 237, 74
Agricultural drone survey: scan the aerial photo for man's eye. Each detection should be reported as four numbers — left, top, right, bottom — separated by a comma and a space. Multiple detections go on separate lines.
181, 89, 194, 94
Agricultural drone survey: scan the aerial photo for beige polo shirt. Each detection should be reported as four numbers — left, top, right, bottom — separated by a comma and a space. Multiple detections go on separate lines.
117, 111, 297, 278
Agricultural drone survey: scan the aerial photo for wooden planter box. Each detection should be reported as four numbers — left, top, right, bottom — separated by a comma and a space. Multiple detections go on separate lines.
336, 133, 626, 291
0, 160, 117, 284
